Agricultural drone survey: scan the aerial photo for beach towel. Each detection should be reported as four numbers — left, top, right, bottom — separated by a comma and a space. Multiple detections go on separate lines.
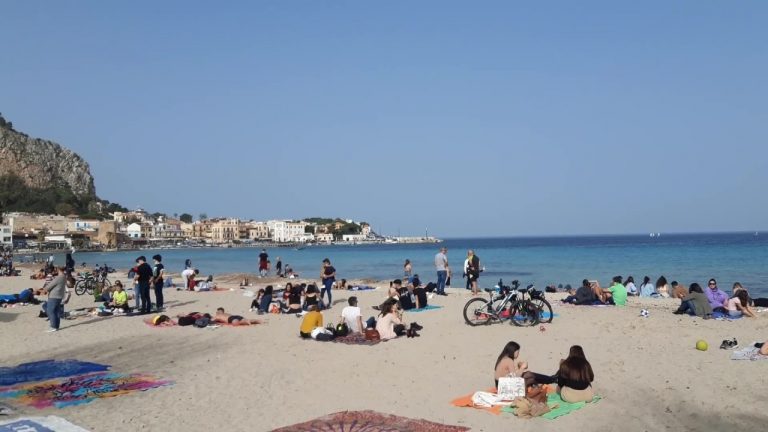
348, 285, 377, 291
272, 410, 469, 432
501, 392, 601, 420
730, 346, 768, 361
0, 360, 110, 387
450, 388, 505, 415
331, 333, 381, 346
0, 372, 173, 409
143, 318, 178, 328
408, 305, 443, 313
0, 416, 89, 432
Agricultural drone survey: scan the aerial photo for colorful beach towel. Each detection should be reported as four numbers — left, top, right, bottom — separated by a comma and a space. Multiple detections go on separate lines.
501, 393, 601, 419
408, 305, 443, 313
730, 346, 768, 361
272, 410, 469, 432
450, 388, 505, 415
331, 333, 381, 346
0, 372, 173, 409
0, 416, 89, 432
0, 360, 110, 387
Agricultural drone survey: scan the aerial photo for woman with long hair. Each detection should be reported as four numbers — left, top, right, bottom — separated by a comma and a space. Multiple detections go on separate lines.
656, 276, 670, 298
494, 341, 555, 388
403, 259, 412, 278
725, 290, 756, 318
556, 345, 595, 403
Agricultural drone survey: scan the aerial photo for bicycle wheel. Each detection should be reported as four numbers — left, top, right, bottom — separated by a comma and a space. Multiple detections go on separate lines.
531, 298, 554, 323
463, 297, 493, 326
74, 280, 86, 296
85, 279, 95, 295
510, 300, 540, 327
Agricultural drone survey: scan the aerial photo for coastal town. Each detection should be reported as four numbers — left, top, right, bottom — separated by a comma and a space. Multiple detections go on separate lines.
0, 209, 441, 252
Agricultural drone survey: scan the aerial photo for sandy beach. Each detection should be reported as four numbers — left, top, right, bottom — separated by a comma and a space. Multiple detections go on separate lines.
1, 266, 767, 432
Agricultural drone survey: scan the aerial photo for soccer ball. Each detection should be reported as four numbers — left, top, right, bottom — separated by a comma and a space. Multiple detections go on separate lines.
639, 309, 649, 318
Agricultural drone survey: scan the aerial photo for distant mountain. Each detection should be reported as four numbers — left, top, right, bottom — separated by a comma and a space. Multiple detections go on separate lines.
0, 113, 124, 217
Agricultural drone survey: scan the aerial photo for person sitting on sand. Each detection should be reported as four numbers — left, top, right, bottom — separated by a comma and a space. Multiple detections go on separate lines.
639, 276, 656, 298
303, 283, 323, 310
412, 279, 428, 309
341, 296, 364, 333
601, 276, 627, 306
656, 276, 670, 298
725, 290, 755, 318
625, 276, 638, 296
334, 278, 347, 290
755, 341, 768, 356
299, 305, 324, 338
556, 345, 595, 403
388, 279, 402, 300
375, 298, 421, 339
282, 283, 303, 314
563, 279, 598, 305
494, 341, 554, 389
251, 288, 265, 311
213, 307, 262, 325
106, 281, 130, 313
706, 279, 729, 313
671, 281, 688, 300
674, 283, 713, 317
258, 285, 274, 314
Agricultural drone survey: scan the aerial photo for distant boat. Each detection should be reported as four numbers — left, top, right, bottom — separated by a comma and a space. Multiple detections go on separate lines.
294, 246, 305, 251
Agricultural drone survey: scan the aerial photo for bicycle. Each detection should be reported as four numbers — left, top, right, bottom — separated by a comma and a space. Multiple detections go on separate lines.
462, 280, 541, 327
74, 272, 97, 296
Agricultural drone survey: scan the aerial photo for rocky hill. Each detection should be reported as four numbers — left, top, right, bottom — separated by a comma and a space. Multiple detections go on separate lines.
0, 116, 95, 197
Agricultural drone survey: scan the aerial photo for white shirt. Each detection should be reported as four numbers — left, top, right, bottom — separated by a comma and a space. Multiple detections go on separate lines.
341, 306, 362, 333
434, 252, 448, 271
181, 268, 195, 279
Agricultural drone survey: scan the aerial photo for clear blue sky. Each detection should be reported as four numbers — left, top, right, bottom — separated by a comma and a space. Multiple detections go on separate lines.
2, 1, 766, 237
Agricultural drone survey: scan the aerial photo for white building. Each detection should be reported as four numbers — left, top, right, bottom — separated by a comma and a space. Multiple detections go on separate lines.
0, 225, 12, 249
342, 234, 367, 242
126, 223, 142, 239
269, 220, 310, 243
67, 220, 100, 232
315, 233, 334, 243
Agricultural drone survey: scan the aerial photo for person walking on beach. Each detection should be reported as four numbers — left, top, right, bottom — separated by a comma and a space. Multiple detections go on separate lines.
404, 259, 412, 279
258, 249, 269, 277
152, 254, 165, 311
320, 258, 336, 309
134, 256, 154, 314
44, 266, 71, 333
467, 250, 481, 296
275, 257, 283, 277
434, 247, 448, 296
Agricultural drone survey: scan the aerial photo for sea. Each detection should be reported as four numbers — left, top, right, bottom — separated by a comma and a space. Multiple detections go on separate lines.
40, 233, 768, 297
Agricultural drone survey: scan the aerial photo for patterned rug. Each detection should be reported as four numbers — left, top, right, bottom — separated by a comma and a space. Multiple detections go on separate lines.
0, 360, 110, 387
272, 410, 469, 431
0, 372, 173, 409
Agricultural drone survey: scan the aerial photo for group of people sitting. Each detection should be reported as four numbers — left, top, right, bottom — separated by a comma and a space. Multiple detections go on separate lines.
384, 277, 434, 311
151, 307, 264, 327
0, 253, 17, 277
562, 277, 630, 306
179, 267, 218, 291
673, 279, 765, 318
250, 282, 335, 315
495, 341, 595, 404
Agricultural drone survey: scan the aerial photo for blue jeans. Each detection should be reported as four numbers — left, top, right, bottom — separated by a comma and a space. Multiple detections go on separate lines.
322, 279, 333, 308
133, 285, 142, 310
259, 294, 272, 313
436, 270, 447, 294
138, 281, 151, 313
46, 298, 64, 329
154, 282, 164, 309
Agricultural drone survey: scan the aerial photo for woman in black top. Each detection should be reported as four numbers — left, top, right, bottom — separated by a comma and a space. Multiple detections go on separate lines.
304, 283, 320, 311
557, 345, 595, 403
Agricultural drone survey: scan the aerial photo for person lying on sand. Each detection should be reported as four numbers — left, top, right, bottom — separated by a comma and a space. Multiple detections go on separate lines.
213, 307, 262, 325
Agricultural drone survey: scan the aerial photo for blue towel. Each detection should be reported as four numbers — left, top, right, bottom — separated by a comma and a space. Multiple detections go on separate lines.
408, 305, 443, 313
0, 360, 110, 386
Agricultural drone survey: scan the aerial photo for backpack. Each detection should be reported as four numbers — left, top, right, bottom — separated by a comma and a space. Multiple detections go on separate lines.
334, 322, 349, 337
194, 317, 210, 328
364, 328, 381, 341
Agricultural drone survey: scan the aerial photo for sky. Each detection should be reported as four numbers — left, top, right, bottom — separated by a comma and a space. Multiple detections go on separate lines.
1, 1, 767, 237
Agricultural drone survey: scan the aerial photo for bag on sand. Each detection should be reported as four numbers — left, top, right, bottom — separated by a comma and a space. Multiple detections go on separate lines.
194, 317, 210, 328
497, 376, 526, 400
364, 328, 380, 341
334, 322, 349, 337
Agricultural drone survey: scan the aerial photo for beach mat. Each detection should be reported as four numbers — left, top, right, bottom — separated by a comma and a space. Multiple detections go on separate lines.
331, 333, 380, 346
501, 393, 601, 419
408, 305, 443, 313
0, 360, 110, 387
0, 416, 89, 432
272, 410, 469, 432
730, 346, 768, 361
450, 388, 505, 415
0, 372, 173, 409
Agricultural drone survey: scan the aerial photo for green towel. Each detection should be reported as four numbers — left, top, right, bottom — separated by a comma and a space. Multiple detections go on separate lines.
501, 393, 601, 419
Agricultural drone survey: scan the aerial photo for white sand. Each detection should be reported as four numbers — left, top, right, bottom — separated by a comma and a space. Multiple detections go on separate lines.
1, 267, 767, 431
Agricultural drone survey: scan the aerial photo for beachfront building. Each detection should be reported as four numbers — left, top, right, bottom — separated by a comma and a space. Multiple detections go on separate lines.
154, 219, 183, 239
269, 220, 309, 243
315, 233, 334, 244
211, 218, 240, 243
191, 220, 213, 240
1, 225, 12, 249
247, 222, 271, 241
4, 213, 69, 234
67, 219, 100, 232
125, 223, 142, 239
342, 234, 367, 243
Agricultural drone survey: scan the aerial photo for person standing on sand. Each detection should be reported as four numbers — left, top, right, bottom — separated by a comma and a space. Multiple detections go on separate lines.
434, 247, 448, 296
320, 258, 336, 308
258, 249, 269, 277
467, 250, 481, 296
152, 254, 165, 311
44, 266, 71, 333
134, 256, 154, 314
404, 259, 412, 279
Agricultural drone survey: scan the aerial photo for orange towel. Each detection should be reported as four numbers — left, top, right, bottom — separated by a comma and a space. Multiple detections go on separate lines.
450, 388, 505, 415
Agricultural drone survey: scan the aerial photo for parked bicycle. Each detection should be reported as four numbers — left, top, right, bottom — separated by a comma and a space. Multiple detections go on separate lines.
462, 279, 544, 327
74, 272, 97, 296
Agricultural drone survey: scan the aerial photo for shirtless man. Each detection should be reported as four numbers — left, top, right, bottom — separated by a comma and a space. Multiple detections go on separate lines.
213, 307, 262, 326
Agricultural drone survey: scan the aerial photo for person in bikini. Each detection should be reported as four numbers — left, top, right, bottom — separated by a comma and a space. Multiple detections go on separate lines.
213, 307, 262, 325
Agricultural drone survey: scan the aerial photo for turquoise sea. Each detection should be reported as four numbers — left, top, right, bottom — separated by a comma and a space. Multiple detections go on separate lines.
50, 233, 768, 297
